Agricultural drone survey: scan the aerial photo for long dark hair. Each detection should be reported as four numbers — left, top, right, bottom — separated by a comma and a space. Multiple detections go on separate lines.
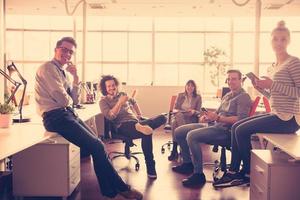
99, 75, 119, 96
185, 80, 198, 97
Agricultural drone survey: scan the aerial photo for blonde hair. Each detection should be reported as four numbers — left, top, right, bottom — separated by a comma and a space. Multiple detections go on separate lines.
271, 20, 290, 38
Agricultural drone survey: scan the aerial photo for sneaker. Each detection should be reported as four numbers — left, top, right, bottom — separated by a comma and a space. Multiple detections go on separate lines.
172, 163, 194, 175
168, 150, 179, 161
135, 123, 153, 135
182, 173, 206, 188
213, 171, 244, 188
164, 124, 172, 131
119, 187, 143, 200
146, 164, 157, 179
230, 174, 250, 187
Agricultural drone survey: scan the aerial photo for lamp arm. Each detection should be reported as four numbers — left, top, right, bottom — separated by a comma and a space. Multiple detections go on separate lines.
0, 68, 22, 104
8, 62, 27, 85
0, 68, 21, 87
6, 83, 21, 105
18, 81, 27, 121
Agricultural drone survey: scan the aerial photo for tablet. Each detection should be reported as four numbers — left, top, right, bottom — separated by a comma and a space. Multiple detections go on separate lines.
245, 72, 259, 82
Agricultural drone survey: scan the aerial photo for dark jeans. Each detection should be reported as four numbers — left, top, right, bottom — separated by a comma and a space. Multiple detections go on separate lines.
42, 107, 129, 198
117, 114, 166, 166
230, 113, 300, 174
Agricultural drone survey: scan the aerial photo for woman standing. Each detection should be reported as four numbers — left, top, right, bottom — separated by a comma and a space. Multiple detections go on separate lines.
213, 21, 300, 188
168, 80, 202, 161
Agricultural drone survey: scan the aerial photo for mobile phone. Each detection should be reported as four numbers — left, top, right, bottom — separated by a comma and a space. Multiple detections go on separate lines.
245, 72, 259, 82
201, 107, 208, 112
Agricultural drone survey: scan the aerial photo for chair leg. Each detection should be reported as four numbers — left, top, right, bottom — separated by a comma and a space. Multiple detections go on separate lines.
220, 147, 227, 172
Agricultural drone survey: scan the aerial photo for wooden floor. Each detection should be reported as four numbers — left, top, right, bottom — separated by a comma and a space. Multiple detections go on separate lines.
10, 129, 250, 200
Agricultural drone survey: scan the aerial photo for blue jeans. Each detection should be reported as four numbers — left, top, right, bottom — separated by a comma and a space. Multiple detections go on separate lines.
174, 123, 230, 174
230, 113, 300, 174
43, 108, 129, 198
117, 114, 166, 166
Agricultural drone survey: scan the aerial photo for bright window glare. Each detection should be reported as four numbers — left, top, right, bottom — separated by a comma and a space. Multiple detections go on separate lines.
103, 33, 127, 61
155, 33, 178, 61
5, 15, 300, 95
154, 64, 178, 86
128, 64, 152, 85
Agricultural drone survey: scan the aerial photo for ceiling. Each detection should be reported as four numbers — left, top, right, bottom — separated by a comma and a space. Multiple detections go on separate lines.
5, 0, 300, 17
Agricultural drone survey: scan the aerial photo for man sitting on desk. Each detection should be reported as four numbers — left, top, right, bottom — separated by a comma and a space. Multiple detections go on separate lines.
35, 37, 143, 199
172, 69, 252, 188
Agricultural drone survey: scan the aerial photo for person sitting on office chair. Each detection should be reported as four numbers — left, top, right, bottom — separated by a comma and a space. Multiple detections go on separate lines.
167, 80, 202, 161
172, 69, 252, 188
99, 75, 166, 179
35, 37, 143, 200
213, 21, 300, 188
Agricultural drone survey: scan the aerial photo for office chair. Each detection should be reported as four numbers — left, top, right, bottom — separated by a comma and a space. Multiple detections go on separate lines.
105, 118, 143, 171
208, 96, 261, 181
161, 95, 177, 154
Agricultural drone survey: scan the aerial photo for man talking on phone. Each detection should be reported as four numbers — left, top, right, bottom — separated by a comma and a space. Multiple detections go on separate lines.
172, 69, 252, 188
35, 37, 143, 199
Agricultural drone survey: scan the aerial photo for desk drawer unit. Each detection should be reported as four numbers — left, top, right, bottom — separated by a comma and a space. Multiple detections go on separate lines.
13, 136, 80, 198
250, 150, 300, 200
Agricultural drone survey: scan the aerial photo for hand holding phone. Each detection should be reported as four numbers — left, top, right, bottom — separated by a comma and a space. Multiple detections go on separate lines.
246, 72, 259, 83
246, 72, 271, 97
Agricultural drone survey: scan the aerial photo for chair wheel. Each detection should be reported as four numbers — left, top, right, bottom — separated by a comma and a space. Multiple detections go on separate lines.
161, 147, 165, 154
135, 163, 140, 171
167, 143, 171, 150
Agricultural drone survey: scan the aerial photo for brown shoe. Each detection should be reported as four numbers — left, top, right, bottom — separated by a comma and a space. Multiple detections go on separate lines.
135, 123, 153, 135
119, 188, 143, 200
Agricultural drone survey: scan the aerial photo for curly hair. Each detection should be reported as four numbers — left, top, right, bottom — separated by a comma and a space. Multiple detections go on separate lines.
99, 75, 119, 96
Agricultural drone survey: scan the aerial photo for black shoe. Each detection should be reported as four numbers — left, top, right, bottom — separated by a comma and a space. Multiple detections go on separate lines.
164, 124, 172, 131
230, 174, 250, 187
172, 163, 193, 174
119, 187, 143, 200
182, 173, 206, 188
168, 150, 179, 161
146, 163, 157, 179
213, 171, 244, 188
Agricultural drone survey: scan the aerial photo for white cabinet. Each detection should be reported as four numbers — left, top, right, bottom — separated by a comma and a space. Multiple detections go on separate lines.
250, 150, 300, 200
12, 136, 80, 198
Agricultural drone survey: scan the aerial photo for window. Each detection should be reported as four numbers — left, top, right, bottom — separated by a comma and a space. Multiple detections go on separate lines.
5, 14, 300, 95
103, 32, 127, 61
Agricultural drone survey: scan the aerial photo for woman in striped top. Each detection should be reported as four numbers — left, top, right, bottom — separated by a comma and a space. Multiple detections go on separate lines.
213, 20, 300, 188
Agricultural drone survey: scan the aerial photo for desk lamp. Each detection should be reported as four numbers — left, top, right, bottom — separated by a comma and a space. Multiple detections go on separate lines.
5, 62, 30, 123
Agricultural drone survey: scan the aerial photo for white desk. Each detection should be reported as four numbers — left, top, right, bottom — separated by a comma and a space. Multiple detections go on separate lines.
251, 133, 300, 200
0, 124, 54, 161
0, 103, 103, 198
0, 103, 102, 165
257, 133, 300, 161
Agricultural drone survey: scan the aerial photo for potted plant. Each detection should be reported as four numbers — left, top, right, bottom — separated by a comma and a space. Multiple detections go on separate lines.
0, 102, 15, 128
203, 46, 229, 90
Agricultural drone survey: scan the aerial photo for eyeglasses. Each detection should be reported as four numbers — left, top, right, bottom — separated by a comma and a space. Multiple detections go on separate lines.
58, 47, 74, 55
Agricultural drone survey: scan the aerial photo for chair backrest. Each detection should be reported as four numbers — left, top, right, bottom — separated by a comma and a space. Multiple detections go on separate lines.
262, 96, 271, 113
169, 95, 177, 112
249, 96, 261, 117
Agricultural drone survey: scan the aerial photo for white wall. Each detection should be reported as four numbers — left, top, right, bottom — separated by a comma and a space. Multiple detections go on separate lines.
122, 86, 183, 117
0, 0, 4, 103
